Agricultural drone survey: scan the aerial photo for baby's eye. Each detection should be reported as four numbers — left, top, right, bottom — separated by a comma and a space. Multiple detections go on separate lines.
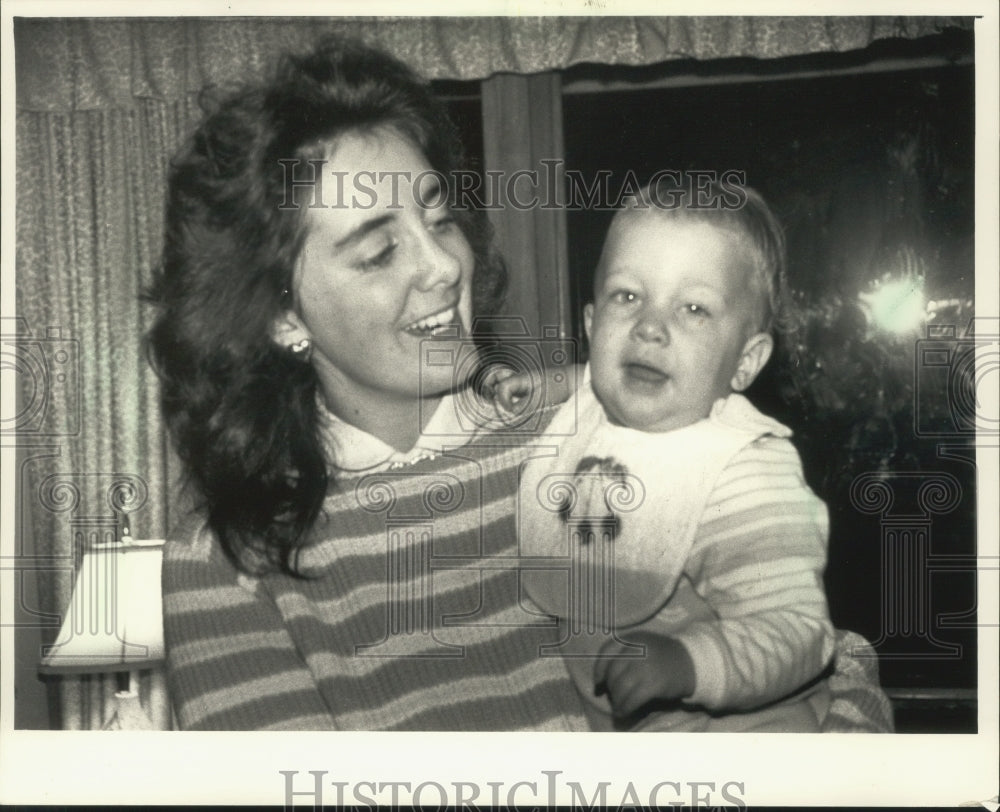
610, 290, 638, 305
682, 303, 710, 318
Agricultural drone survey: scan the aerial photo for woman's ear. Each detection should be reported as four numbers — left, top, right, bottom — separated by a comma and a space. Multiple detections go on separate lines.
731, 332, 774, 392
270, 308, 311, 351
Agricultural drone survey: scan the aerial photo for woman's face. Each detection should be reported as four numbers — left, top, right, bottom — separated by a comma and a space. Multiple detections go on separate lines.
277, 128, 476, 428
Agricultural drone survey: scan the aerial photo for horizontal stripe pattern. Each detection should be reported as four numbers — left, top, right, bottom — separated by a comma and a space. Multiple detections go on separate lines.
673, 436, 836, 712
163, 428, 590, 731
162, 411, 891, 731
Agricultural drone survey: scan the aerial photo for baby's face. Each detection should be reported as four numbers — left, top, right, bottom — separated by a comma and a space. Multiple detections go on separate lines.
584, 215, 771, 432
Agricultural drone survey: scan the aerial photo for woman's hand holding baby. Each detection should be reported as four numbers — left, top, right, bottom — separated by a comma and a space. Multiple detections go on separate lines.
594, 632, 696, 718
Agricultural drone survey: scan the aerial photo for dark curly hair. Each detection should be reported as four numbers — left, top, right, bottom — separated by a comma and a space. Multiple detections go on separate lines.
145, 36, 506, 575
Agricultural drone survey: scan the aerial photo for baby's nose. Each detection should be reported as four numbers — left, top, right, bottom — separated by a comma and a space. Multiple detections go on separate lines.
632, 314, 669, 344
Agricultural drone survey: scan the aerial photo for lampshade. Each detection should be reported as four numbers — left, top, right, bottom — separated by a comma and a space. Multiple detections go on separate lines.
39, 538, 165, 674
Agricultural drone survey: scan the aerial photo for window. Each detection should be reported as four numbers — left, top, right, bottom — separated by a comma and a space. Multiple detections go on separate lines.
562, 60, 976, 711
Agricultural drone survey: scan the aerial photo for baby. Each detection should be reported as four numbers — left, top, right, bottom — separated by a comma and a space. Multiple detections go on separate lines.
517, 175, 835, 731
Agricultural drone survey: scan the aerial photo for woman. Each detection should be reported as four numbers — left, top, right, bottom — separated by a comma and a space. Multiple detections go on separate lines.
147, 36, 893, 731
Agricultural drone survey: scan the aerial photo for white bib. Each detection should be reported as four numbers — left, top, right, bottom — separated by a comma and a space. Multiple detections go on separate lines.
518, 373, 791, 628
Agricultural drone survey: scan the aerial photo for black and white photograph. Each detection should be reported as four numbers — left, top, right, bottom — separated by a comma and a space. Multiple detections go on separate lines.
1, 3, 997, 807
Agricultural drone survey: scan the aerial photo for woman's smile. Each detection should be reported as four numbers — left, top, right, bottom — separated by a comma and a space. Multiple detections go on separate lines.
402, 304, 462, 336
278, 126, 477, 438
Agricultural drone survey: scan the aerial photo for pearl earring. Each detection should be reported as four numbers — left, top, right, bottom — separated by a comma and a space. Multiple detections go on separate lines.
289, 338, 312, 360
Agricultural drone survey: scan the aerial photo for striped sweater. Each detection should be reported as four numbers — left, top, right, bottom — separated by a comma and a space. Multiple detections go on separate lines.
520, 389, 835, 723
162, 400, 894, 731
164, 411, 595, 731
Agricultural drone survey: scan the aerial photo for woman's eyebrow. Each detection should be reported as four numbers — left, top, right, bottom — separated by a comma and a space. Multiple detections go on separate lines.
333, 213, 396, 249
417, 175, 448, 208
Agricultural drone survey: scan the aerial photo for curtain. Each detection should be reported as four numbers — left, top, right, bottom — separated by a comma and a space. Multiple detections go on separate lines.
16, 16, 970, 110
15, 100, 198, 727
13, 15, 974, 729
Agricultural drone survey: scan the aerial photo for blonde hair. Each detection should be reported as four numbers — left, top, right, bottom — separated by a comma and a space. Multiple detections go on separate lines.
613, 173, 789, 334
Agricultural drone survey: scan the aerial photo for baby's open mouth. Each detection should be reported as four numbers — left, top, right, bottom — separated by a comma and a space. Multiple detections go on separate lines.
404, 306, 459, 337
623, 362, 668, 384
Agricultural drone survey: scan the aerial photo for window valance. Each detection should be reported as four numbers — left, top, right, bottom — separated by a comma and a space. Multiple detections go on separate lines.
15, 15, 973, 112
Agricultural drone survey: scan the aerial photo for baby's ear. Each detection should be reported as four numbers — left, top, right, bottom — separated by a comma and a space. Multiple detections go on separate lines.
583, 303, 595, 342
731, 332, 774, 392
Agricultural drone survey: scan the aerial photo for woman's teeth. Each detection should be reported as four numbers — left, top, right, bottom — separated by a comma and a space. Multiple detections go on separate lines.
405, 307, 457, 335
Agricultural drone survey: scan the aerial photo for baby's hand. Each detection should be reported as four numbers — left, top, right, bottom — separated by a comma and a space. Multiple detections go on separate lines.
593, 632, 696, 718
479, 363, 580, 413
477, 365, 531, 415
494, 369, 536, 413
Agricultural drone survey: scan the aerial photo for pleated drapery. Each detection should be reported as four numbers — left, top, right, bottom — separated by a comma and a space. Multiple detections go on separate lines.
12, 15, 973, 729
17, 16, 968, 112
15, 100, 197, 728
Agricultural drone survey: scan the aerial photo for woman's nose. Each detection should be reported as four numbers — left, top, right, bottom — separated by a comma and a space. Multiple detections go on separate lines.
413, 231, 462, 290
631, 312, 670, 344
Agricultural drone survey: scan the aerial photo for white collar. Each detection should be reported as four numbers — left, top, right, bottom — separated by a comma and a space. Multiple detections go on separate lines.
317, 390, 483, 474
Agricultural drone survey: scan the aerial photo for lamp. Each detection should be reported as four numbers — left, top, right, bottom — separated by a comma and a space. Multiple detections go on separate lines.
38, 522, 169, 729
